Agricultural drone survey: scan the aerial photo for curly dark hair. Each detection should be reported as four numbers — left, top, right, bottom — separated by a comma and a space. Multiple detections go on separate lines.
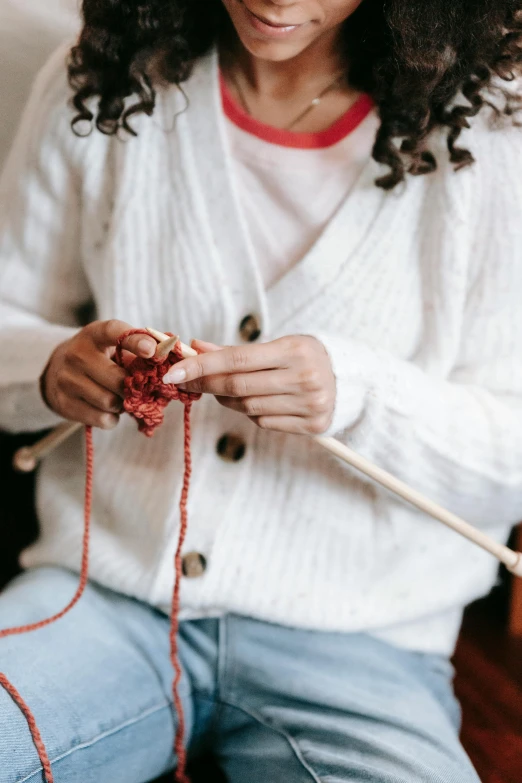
69, 0, 522, 189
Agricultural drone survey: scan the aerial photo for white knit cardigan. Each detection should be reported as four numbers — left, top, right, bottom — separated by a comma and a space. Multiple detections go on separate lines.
1, 45, 522, 654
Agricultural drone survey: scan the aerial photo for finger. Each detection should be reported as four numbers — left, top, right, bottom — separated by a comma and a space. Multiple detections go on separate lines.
179, 369, 293, 397
119, 332, 157, 358
62, 373, 123, 415
91, 320, 157, 358
90, 319, 134, 349
249, 415, 310, 435
80, 354, 128, 397
216, 394, 309, 418
191, 339, 223, 353
163, 342, 286, 385
58, 395, 120, 430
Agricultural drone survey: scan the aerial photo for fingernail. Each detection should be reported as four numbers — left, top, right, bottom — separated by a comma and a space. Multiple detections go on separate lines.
138, 339, 155, 357
163, 368, 187, 384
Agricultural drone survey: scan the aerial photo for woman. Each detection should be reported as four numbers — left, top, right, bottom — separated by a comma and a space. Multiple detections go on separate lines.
1, 1, 521, 781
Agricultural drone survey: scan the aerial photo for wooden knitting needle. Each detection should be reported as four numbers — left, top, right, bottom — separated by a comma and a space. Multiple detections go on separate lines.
146, 327, 197, 353
314, 435, 522, 578
13, 420, 83, 473
147, 329, 522, 578
12, 328, 522, 578
155, 335, 179, 358
12, 333, 184, 473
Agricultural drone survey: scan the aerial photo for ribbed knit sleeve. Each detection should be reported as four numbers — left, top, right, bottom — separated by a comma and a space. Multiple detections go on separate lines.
0, 44, 90, 432
313, 123, 522, 530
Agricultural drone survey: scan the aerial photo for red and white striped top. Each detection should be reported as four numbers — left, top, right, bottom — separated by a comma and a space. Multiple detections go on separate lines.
221, 73, 378, 287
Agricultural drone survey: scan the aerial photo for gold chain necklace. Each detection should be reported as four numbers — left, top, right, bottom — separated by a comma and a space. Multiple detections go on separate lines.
231, 70, 344, 131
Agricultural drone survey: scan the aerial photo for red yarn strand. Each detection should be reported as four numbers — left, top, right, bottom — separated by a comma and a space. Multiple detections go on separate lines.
0, 426, 93, 641
0, 673, 55, 783
0, 331, 200, 783
0, 426, 93, 783
170, 401, 193, 783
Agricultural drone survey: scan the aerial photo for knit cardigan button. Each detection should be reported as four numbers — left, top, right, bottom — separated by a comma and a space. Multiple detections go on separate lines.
182, 552, 207, 578
239, 314, 261, 342
217, 434, 246, 462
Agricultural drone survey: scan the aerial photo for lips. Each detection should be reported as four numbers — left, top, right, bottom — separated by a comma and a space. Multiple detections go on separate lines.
251, 10, 299, 28
240, 0, 303, 30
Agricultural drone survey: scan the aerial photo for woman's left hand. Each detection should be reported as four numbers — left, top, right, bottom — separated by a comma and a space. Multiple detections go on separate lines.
163, 335, 336, 435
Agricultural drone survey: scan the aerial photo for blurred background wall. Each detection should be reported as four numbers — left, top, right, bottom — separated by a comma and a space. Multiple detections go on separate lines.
0, 0, 79, 169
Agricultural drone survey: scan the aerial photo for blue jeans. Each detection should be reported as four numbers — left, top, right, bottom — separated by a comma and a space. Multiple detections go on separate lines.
0, 567, 480, 783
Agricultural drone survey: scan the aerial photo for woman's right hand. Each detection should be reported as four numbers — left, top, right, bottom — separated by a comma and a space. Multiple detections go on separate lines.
41, 319, 158, 429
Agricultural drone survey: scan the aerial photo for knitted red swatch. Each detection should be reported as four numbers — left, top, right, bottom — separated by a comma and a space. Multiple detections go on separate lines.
0, 329, 200, 783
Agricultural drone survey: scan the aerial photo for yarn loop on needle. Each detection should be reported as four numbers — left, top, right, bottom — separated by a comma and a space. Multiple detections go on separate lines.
116, 330, 200, 436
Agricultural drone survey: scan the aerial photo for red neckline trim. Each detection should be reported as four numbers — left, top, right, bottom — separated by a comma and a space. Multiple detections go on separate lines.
220, 72, 374, 150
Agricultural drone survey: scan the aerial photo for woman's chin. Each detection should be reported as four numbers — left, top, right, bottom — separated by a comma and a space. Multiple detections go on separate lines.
235, 31, 314, 62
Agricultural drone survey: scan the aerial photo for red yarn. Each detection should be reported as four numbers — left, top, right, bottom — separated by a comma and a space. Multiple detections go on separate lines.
115, 331, 199, 438
0, 672, 55, 782
0, 329, 200, 783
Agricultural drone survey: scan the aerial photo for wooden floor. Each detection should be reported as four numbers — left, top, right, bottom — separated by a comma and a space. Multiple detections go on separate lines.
453, 588, 522, 783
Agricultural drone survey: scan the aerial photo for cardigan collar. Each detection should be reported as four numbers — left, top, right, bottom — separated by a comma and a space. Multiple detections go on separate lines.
180, 48, 387, 338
